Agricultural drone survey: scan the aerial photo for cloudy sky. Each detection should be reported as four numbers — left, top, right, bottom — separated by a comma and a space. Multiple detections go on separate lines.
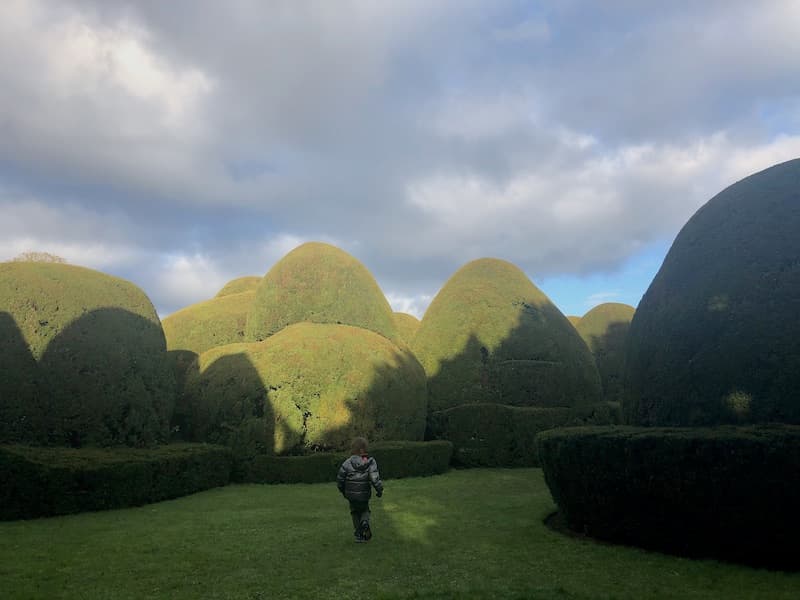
2, 0, 799, 318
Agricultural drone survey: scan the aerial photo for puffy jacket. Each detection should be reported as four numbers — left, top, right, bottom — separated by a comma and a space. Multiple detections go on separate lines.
337, 454, 383, 502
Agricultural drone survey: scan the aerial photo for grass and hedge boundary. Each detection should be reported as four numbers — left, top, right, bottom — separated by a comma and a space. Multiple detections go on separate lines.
536, 424, 800, 569
0, 443, 232, 520
239, 440, 453, 484
428, 402, 620, 468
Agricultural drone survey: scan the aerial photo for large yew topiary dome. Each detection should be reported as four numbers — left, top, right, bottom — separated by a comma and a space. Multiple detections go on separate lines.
576, 303, 635, 403
393, 312, 421, 345
181, 322, 427, 454
412, 258, 602, 412
0, 262, 175, 446
624, 158, 800, 426
215, 276, 261, 298
163, 291, 255, 356
245, 242, 398, 342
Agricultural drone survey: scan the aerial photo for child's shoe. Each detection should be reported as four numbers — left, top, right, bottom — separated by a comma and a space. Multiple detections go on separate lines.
359, 520, 372, 541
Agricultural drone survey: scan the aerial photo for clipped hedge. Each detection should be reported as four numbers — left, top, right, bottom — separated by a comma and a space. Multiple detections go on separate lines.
0, 443, 232, 520
537, 425, 800, 569
239, 440, 453, 484
428, 403, 619, 468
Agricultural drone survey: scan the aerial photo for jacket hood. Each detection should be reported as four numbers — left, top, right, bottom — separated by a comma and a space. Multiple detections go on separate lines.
349, 454, 373, 471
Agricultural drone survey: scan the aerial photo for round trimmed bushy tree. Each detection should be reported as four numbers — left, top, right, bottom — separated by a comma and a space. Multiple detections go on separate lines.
245, 242, 398, 342
163, 291, 255, 355
567, 316, 582, 327
412, 258, 602, 412
0, 262, 175, 446
577, 303, 635, 403
393, 312, 420, 345
215, 276, 261, 298
625, 158, 800, 426
182, 322, 427, 454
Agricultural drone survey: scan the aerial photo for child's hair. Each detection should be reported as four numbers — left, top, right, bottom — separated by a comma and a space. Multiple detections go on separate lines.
350, 436, 368, 455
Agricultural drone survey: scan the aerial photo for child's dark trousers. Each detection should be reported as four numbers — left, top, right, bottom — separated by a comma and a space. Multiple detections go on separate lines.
349, 499, 370, 532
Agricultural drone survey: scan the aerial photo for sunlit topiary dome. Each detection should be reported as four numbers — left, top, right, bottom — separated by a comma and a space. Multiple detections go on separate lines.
0, 262, 175, 446
576, 303, 635, 403
215, 276, 261, 298
181, 322, 427, 454
412, 258, 602, 412
245, 242, 398, 342
163, 291, 255, 356
624, 158, 800, 426
393, 311, 421, 345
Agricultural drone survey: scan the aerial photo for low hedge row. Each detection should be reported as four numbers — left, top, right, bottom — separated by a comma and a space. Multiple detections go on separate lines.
427, 402, 620, 468
239, 440, 453, 484
0, 443, 232, 520
536, 425, 800, 569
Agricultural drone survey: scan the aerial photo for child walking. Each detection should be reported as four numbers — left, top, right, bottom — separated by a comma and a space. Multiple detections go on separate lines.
337, 437, 384, 542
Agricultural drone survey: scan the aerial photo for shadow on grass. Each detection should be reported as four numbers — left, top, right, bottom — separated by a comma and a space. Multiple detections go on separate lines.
543, 510, 799, 572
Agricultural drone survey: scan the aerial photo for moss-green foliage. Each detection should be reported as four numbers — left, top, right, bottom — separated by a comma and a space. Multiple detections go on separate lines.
166, 349, 198, 402
412, 258, 602, 412
0, 262, 175, 447
240, 440, 452, 483
393, 311, 420, 345
567, 315, 581, 327
625, 159, 800, 426
162, 291, 255, 355
182, 322, 427, 459
0, 443, 232, 520
245, 242, 398, 342
576, 303, 634, 403
428, 402, 619, 467
215, 276, 261, 298
537, 424, 800, 568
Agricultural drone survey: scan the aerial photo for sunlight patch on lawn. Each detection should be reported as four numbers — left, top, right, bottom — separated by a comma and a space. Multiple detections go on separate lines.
380, 500, 439, 544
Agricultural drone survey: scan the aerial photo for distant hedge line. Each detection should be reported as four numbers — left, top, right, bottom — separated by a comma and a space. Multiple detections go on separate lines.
428, 402, 620, 468
0, 443, 232, 520
239, 440, 453, 484
536, 425, 800, 569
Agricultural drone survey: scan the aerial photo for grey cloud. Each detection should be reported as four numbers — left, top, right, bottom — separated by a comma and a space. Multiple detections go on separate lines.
2, 0, 799, 317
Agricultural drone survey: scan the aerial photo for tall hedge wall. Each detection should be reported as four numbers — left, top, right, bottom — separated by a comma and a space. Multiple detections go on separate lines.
239, 440, 453, 484
537, 425, 800, 568
576, 303, 634, 403
428, 402, 620, 467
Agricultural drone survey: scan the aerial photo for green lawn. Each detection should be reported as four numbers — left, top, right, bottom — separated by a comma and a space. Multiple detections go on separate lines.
1, 469, 797, 599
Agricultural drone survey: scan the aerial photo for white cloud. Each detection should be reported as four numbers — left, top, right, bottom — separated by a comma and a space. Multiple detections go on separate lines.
152, 253, 227, 312
2, 1, 800, 318
385, 292, 434, 320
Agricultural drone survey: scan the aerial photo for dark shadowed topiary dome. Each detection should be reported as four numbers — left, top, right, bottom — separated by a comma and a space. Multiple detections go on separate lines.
393, 312, 421, 345
215, 276, 261, 298
412, 258, 602, 412
0, 262, 175, 446
181, 322, 427, 454
577, 303, 635, 403
163, 291, 255, 355
245, 242, 398, 342
624, 158, 800, 426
